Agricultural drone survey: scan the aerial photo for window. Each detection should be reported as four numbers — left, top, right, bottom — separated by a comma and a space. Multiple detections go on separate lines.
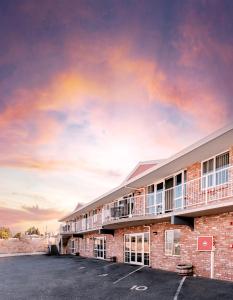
146, 184, 155, 214
216, 152, 229, 185
174, 173, 184, 209
70, 239, 76, 254
147, 184, 154, 194
202, 152, 229, 188
156, 182, 164, 214
165, 230, 180, 256
93, 209, 98, 223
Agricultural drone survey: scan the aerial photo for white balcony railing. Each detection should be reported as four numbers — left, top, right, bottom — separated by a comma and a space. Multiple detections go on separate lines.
102, 165, 233, 223
61, 165, 233, 232
60, 214, 102, 234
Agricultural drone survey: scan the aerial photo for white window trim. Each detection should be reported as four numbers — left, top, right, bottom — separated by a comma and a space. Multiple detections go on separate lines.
145, 170, 187, 214
70, 239, 76, 254
93, 209, 98, 223
165, 229, 181, 257
201, 150, 230, 190
124, 232, 150, 266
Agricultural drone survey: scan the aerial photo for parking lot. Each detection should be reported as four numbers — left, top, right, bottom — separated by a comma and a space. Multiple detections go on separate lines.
0, 255, 233, 300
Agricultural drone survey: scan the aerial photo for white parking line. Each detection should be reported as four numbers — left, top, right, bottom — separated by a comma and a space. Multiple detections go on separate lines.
173, 276, 186, 300
113, 265, 145, 284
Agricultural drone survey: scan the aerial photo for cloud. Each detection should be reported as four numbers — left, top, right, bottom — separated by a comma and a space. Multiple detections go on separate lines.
0, 14, 231, 174
0, 0, 232, 235
0, 205, 64, 226
172, 0, 233, 89
0, 153, 122, 181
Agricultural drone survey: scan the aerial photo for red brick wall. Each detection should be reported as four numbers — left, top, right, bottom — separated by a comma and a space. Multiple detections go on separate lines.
187, 162, 201, 181
149, 213, 233, 281
71, 212, 233, 282
150, 213, 233, 281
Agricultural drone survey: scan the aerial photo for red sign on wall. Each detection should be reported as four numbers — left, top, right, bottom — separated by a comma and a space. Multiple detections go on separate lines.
197, 236, 213, 251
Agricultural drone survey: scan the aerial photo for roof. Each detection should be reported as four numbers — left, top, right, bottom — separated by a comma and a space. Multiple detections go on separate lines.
122, 160, 164, 183
59, 122, 233, 222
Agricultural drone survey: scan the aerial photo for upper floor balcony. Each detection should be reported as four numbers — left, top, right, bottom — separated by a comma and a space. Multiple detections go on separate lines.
60, 212, 102, 235
102, 164, 233, 225
60, 164, 233, 233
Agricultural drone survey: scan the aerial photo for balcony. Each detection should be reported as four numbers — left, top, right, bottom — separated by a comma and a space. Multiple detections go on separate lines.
60, 213, 102, 235
60, 165, 233, 233
102, 165, 233, 226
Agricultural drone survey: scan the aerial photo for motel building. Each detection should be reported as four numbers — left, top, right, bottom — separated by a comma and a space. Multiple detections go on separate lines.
59, 123, 233, 282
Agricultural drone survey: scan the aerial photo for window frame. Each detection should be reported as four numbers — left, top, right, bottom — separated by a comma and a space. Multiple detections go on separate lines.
93, 209, 98, 223
165, 229, 181, 256
145, 169, 187, 214
201, 150, 230, 190
70, 239, 76, 254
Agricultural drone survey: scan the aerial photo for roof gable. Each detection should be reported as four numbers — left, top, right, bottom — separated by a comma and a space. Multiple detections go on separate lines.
123, 160, 164, 183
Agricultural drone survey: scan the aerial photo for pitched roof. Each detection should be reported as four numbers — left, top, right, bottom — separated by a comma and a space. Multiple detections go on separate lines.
123, 160, 164, 183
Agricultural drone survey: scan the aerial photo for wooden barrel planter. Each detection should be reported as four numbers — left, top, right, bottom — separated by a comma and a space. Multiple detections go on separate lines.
176, 264, 193, 276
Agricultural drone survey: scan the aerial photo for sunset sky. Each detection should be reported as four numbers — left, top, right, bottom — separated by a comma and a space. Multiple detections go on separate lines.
0, 0, 233, 233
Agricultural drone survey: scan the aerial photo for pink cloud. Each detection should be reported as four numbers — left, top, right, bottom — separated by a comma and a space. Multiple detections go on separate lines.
0, 40, 229, 173
0, 205, 64, 226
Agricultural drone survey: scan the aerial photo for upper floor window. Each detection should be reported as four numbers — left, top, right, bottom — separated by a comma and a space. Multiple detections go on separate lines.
147, 184, 154, 194
93, 209, 98, 222
202, 151, 229, 189
165, 229, 180, 256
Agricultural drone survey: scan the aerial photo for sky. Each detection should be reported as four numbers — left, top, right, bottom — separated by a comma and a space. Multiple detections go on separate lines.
0, 0, 233, 234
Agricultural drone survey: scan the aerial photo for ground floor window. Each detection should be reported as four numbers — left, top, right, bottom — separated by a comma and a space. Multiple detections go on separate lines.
70, 239, 76, 254
124, 232, 149, 266
93, 237, 106, 259
165, 230, 181, 256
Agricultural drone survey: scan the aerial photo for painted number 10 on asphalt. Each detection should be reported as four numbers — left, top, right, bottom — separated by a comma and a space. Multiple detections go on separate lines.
131, 285, 148, 291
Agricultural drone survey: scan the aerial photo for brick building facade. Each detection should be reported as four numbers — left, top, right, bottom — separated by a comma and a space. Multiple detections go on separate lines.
59, 124, 233, 282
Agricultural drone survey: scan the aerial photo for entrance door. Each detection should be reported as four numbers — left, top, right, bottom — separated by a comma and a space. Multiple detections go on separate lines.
124, 233, 149, 266
165, 177, 174, 211
94, 237, 106, 259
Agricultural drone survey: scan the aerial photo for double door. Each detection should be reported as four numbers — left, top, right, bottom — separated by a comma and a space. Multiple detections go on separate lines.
94, 237, 106, 259
124, 233, 149, 266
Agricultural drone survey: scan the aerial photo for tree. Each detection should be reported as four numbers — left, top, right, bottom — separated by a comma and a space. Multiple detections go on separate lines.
25, 226, 40, 235
0, 227, 11, 239
13, 232, 21, 239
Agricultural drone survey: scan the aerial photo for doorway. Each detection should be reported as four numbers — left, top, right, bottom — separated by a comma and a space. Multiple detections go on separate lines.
93, 237, 106, 259
124, 233, 149, 266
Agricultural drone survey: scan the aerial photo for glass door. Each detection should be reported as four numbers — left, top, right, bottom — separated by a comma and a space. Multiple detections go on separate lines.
165, 177, 174, 212
136, 234, 143, 264
130, 235, 136, 263
156, 182, 164, 214
124, 233, 150, 266
93, 237, 106, 259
